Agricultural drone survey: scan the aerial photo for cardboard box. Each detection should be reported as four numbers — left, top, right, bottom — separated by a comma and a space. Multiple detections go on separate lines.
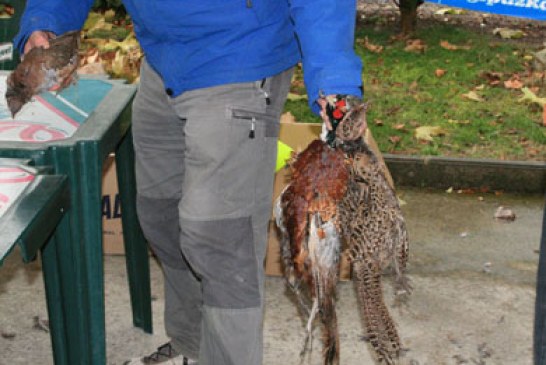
102, 155, 125, 255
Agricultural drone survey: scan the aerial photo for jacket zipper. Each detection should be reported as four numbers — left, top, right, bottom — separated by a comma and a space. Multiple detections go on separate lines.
246, 0, 252, 8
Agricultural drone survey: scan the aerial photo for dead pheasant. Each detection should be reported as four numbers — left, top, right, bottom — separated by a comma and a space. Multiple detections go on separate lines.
6, 30, 80, 117
336, 103, 411, 364
275, 137, 348, 364
275, 96, 410, 365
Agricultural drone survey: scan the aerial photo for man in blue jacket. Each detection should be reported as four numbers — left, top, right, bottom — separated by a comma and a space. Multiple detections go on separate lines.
16, 1, 362, 364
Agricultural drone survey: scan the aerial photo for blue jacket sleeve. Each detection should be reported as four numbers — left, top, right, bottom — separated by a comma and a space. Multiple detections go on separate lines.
289, 0, 363, 114
14, 0, 94, 53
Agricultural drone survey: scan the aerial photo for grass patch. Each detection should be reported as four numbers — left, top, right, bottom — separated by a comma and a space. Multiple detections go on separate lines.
284, 22, 546, 161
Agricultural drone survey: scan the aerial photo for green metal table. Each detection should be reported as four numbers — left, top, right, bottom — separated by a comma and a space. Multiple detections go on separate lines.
0, 158, 68, 265
0, 73, 152, 365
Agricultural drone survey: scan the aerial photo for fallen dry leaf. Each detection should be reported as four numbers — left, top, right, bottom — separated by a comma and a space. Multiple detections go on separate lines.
480, 71, 503, 86
543, 104, 546, 127
388, 135, 402, 144
357, 36, 384, 53
493, 28, 525, 39
461, 91, 484, 102
80, 48, 100, 66
435, 7, 466, 14
374, 119, 384, 126
102, 34, 140, 53
393, 123, 406, 130
494, 206, 516, 221
405, 39, 427, 53
435, 69, 447, 77
440, 40, 471, 51
504, 78, 524, 89
414, 125, 447, 141
519, 87, 546, 106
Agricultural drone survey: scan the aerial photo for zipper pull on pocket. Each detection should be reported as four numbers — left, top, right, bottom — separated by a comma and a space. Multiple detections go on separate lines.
246, 0, 252, 8
249, 117, 256, 139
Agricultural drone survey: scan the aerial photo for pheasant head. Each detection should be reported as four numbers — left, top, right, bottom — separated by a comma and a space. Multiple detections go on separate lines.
335, 102, 368, 143
321, 94, 367, 149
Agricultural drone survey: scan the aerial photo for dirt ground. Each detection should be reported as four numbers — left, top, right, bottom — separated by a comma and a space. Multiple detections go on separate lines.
1, 188, 543, 365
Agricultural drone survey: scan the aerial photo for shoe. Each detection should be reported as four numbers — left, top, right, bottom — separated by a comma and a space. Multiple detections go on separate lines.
123, 343, 198, 364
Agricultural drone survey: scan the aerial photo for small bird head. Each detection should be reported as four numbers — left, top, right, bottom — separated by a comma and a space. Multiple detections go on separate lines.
335, 102, 368, 143
5, 75, 28, 118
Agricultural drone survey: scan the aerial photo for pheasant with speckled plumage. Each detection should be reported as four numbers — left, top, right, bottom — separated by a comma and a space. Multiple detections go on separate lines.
275, 98, 410, 365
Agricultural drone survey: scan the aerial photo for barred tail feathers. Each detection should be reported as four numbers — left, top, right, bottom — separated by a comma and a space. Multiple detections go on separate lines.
352, 258, 401, 364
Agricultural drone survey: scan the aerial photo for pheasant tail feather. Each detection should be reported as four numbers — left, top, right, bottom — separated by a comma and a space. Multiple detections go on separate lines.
353, 259, 400, 365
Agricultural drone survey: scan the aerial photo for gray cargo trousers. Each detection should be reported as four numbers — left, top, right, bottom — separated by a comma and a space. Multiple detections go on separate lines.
132, 59, 293, 365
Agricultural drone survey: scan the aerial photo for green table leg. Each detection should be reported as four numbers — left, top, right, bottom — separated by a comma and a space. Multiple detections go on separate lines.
41, 231, 69, 365
49, 145, 94, 364
77, 140, 107, 364
115, 128, 153, 333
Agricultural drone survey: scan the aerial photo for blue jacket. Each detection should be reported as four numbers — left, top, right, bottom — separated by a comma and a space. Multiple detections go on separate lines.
14, 0, 362, 113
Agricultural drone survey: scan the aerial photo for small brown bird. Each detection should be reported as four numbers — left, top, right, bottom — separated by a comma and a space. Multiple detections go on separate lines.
276, 99, 410, 365
6, 30, 80, 117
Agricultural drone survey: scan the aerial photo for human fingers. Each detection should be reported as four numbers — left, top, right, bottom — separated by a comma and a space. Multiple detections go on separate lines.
23, 31, 54, 55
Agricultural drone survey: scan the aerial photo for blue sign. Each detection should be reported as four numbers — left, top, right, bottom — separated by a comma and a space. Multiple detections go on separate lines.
426, 0, 546, 21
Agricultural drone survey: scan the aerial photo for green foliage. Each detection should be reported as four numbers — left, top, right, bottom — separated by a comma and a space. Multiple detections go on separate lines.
284, 23, 546, 161
86, 27, 130, 41
92, 0, 125, 12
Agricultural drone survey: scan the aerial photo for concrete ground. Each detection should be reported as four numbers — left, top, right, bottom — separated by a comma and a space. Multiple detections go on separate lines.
0, 188, 544, 365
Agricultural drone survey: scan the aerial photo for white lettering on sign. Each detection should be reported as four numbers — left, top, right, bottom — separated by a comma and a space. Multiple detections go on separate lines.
0, 43, 12, 62
466, 0, 546, 10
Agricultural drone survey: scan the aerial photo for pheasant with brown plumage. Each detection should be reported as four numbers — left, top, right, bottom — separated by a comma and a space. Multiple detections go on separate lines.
275, 98, 410, 365
275, 136, 348, 364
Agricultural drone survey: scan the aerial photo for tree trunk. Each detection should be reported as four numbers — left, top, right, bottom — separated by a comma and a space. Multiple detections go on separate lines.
397, 0, 422, 35
399, 8, 418, 35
